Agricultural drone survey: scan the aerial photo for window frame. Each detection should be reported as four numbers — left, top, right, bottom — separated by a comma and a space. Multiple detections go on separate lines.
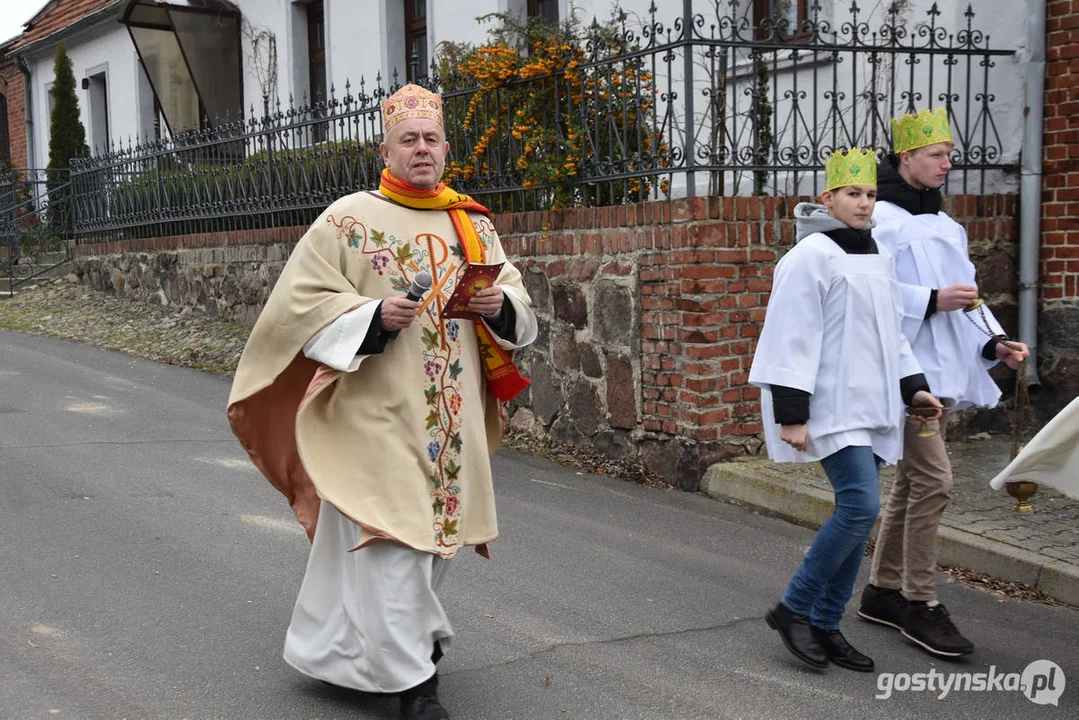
404, 0, 428, 83
753, 0, 813, 41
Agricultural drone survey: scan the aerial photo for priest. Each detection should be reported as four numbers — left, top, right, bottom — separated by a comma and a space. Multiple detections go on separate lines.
227, 84, 537, 720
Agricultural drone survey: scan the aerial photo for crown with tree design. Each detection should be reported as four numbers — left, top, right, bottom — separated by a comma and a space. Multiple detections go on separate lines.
892, 108, 954, 154
824, 148, 877, 191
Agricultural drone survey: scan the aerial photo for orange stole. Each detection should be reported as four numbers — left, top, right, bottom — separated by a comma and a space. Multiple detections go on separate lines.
379, 169, 530, 401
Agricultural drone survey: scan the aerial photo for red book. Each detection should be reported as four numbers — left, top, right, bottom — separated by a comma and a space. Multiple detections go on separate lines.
442, 262, 505, 320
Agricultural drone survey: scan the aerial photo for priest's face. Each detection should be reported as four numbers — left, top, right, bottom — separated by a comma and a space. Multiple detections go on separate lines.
380, 117, 449, 190
823, 184, 877, 229
900, 141, 953, 190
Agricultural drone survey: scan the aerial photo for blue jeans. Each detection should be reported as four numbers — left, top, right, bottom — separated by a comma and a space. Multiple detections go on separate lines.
781, 445, 881, 630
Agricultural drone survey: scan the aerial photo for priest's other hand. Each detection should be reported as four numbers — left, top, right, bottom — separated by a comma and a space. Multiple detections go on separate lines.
469, 285, 505, 317
780, 424, 809, 452
381, 296, 422, 331
910, 391, 944, 420
995, 341, 1030, 370
937, 284, 978, 312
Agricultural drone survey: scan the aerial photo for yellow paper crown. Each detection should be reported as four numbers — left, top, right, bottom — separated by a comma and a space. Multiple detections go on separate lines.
825, 148, 877, 191
892, 108, 953, 154
381, 84, 443, 131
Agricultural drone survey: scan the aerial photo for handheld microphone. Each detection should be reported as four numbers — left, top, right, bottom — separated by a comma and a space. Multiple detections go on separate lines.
405, 271, 432, 302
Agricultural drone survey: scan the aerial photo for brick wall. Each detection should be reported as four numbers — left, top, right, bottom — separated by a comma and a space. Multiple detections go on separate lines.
1042, 0, 1079, 404
496, 194, 1020, 488
0, 54, 27, 168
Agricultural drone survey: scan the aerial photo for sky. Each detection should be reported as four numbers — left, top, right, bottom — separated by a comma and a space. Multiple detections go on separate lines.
0, 3, 39, 45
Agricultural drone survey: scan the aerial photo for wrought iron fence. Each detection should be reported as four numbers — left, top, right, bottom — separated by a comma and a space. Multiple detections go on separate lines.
64, 0, 1016, 242
1, 169, 74, 290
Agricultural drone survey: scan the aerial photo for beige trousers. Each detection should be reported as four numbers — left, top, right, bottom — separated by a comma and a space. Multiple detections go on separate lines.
870, 417, 953, 602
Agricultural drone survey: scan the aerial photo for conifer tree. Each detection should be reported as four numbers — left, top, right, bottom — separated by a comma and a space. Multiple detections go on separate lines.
47, 43, 88, 194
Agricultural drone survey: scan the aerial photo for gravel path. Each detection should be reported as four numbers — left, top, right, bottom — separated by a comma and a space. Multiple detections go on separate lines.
0, 278, 249, 377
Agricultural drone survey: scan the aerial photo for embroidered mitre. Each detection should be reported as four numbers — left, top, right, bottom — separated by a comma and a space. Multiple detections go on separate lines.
381, 83, 443, 131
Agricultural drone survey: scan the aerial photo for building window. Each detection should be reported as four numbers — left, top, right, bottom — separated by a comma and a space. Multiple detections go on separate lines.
754, 0, 811, 38
0, 94, 9, 167
307, 1, 326, 104
86, 70, 110, 153
405, 0, 428, 83
527, 0, 559, 25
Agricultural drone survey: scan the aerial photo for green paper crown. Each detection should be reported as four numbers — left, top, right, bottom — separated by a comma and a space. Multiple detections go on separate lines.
892, 108, 953, 153
825, 148, 877, 191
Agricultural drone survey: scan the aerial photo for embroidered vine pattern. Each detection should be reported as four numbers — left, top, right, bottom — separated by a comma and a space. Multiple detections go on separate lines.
329, 213, 476, 549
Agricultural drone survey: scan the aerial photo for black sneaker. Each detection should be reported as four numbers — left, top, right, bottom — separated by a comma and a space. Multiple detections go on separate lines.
857, 584, 909, 630
902, 602, 975, 657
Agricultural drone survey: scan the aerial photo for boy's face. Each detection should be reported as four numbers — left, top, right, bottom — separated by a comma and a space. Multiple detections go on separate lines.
900, 141, 954, 190
822, 184, 877, 229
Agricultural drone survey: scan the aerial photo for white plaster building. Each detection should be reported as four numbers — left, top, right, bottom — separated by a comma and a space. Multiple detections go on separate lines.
7, 0, 1032, 194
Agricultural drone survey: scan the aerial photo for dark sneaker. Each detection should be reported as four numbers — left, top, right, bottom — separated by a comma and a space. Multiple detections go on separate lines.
811, 626, 875, 672
400, 674, 449, 720
858, 584, 909, 630
902, 602, 975, 657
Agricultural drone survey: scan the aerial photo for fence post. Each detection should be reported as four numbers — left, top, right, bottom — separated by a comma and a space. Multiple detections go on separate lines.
683, 0, 696, 197
263, 94, 274, 222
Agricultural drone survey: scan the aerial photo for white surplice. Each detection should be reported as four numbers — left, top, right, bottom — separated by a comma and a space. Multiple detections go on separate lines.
749, 233, 921, 464
872, 201, 1003, 411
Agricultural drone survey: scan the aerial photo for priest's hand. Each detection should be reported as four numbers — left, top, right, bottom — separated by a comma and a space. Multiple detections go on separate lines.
937, 284, 978, 312
995, 341, 1030, 370
380, 296, 422, 331
909, 391, 944, 420
469, 285, 505, 317
780, 424, 809, 452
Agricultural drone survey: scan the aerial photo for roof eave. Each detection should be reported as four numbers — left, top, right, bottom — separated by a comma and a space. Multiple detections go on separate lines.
10, 0, 126, 57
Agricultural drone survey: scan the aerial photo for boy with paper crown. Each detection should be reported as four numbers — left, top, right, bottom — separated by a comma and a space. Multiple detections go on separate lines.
857, 108, 1028, 658
227, 84, 537, 719
750, 148, 943, 672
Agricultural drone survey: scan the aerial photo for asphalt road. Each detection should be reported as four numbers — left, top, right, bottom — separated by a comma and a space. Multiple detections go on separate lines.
1, 329, 1076, 720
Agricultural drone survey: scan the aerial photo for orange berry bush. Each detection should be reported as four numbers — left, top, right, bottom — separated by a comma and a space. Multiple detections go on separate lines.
436, 12, 670, 212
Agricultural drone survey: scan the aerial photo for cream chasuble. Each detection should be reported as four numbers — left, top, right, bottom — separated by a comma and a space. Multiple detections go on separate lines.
228, 190, 536, 558
990, 397, 1079, 498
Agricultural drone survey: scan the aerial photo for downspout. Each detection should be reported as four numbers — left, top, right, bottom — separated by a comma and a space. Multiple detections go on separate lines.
1018, 1, 1045, 386
15, 55, 34, 169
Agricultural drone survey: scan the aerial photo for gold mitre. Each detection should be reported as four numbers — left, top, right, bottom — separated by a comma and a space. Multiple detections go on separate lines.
825, 148, 877, 191
892, 108, 953, 153
381, 84, 443, 131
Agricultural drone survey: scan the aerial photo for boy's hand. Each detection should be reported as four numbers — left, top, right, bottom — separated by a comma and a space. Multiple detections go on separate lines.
995, 341, 1030, 370
909, 391, 944, 421
937, 284, 978, 312
780, 424, 809, 452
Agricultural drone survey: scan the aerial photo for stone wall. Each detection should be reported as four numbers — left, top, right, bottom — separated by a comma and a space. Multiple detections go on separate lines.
73, 194, 1025, 490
